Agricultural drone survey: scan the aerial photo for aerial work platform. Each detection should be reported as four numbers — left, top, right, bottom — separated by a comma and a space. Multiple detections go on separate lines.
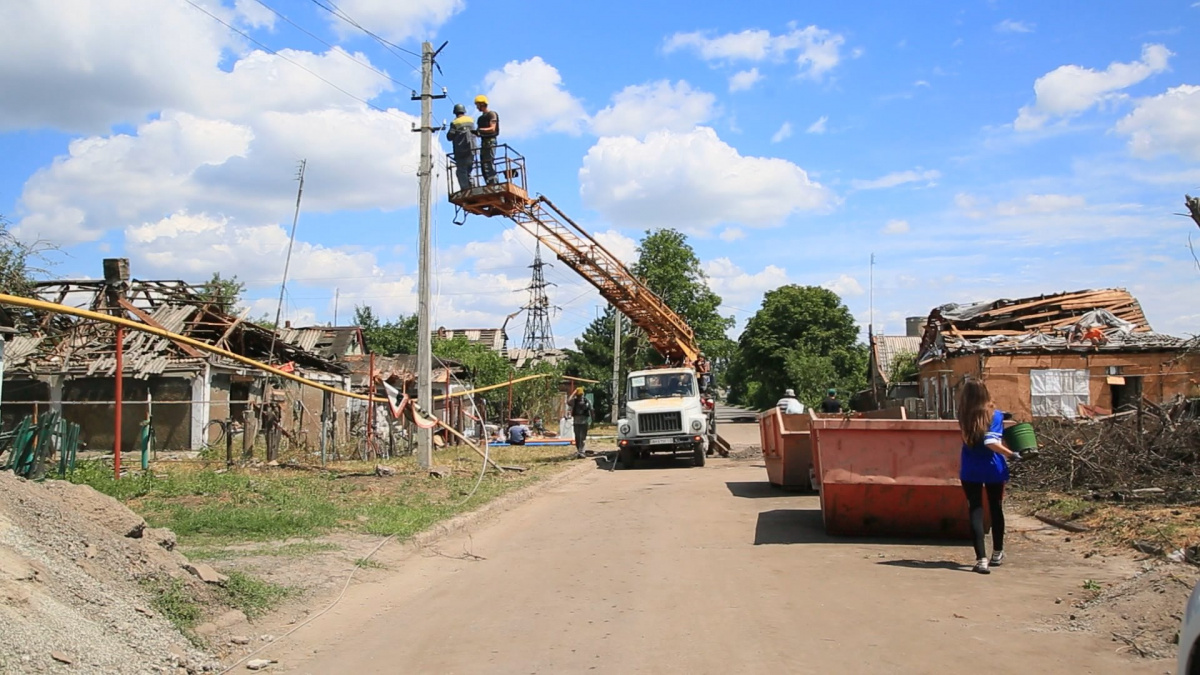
446, 145, 699, 364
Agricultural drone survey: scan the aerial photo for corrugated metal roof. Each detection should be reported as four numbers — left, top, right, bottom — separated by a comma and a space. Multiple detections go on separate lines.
149, 305, 196, 334
4, 336, 44, 365
872, 335, 921, 384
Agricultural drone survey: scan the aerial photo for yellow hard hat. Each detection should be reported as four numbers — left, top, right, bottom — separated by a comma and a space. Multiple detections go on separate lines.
574, 387, 584, 395
474, 95, 489, 105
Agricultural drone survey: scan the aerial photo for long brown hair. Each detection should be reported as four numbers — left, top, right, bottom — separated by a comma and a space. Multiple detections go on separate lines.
957, 380, 995, 447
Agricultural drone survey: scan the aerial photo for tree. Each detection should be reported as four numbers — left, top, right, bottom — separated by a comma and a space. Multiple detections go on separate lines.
199, 272, 245, 313
887, 351, 919, 384
728, 285, 868, 410
0, 216, 52, 298
354, 305, 418, 355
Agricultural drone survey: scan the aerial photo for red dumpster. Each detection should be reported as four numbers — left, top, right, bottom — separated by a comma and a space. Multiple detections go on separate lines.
809, 418, 977, 539
758, 408, 814, 490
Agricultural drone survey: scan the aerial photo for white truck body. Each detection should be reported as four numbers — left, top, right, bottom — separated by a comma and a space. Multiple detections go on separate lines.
616, 367, 711, 468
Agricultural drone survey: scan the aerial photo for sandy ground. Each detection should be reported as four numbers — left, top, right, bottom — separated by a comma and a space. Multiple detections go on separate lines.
257, 426, 1177, 675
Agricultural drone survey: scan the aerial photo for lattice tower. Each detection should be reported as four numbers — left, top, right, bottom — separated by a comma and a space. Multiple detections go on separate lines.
520, 243, 557, 352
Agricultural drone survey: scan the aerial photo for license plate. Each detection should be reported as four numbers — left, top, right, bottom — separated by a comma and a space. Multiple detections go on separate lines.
649, 438, 673, 445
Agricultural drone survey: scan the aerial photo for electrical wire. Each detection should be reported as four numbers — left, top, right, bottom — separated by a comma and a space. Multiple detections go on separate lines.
249, 0, 418, 89
180, 0, 410, 120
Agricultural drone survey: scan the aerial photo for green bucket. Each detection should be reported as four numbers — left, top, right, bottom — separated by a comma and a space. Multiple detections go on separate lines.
1003, 423, 1038, 452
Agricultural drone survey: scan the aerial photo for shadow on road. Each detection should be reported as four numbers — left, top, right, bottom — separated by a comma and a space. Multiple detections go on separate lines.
726, 481, 812, 499
754, 509, 965, 548
877, 559, 969, 572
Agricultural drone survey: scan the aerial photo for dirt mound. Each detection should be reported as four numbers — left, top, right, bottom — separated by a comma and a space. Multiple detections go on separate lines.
0, 471, 218, 674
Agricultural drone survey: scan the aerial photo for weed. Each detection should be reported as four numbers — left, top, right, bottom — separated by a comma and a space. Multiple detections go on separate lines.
354, 558, 387, 570
219, 571, 295, 619
183, 541, 342, 561
1083, 579, 1102, 593
1047, 497, 1091, 520
141, 578, 203, 637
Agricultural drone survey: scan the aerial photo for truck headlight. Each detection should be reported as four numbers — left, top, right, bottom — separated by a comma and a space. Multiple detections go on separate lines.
691, 419, 703, 432
619, 423, 631, 435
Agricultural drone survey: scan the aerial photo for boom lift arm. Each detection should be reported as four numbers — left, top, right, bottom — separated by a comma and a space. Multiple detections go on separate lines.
448, 145, 698, 364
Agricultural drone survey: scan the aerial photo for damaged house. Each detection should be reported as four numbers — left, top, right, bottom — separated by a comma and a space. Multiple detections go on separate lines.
2, 259, 352, 453
917, 288, 1199, 419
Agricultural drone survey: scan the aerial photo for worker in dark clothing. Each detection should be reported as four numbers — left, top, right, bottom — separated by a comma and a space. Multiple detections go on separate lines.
446, 103, 476, 192
821, 389, 842, 414
474, 95, 500, 185
569, 387, 592, 459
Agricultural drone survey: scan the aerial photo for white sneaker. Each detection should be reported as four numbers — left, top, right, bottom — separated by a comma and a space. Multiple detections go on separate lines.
972, 558, 990, 574
990, 551, 1005, 566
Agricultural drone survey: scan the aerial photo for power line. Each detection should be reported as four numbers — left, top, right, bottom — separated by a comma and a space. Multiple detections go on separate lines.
180, 0, 409, 120
306, 0, 421, 60
249, 0, 417, 89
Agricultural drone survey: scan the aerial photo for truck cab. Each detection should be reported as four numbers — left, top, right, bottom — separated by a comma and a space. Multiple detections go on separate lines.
616, 367, 711, 468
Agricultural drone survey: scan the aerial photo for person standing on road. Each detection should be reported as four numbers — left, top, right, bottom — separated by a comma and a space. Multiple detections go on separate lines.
569, 387, 592, 459
446, 103, 476, 191
820, 389, 842, 414
776, 389, 804, 414
956, 380, 1021, 574
474, 95, 500, 185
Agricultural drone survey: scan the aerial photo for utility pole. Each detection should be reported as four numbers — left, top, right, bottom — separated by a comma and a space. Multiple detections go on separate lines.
868, 252, 875, 337
412, 41, 446, 469
611, 311, 621, 423
333, 287, 339, 326
268, 159, 306, 363
521, 243, 557, 353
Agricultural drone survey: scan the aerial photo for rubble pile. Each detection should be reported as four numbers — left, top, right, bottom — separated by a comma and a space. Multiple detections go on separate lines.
0, 472, 219, 674
1017, 402, 1200, 496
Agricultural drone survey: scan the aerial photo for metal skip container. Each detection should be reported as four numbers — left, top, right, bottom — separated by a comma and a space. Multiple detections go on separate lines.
809, 417, 975, 538
758, 407, 815, 490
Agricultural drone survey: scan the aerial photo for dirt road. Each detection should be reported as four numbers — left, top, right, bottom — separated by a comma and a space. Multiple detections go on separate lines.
269, 432, 1168, 674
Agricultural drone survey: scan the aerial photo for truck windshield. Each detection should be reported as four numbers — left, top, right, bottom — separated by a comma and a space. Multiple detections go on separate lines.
627, 373, 696, 401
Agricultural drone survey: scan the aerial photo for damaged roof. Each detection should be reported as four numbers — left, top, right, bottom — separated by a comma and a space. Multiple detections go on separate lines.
870, 335, 922, 385
919, 288, 1194, 361
7, 277, 347, 379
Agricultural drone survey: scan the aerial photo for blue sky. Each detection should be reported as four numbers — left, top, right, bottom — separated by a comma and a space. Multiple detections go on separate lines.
2, 0, 1199, 347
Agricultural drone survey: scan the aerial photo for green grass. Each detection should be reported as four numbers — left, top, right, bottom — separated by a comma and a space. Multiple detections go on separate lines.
1045, 497, 1092, 521
66, 447, 557, 548
219, 571, 295, 619
141, 578, 203, 636
1083, 579, 1102, 592
354, 557, 387, 570
183, 541, 343, 562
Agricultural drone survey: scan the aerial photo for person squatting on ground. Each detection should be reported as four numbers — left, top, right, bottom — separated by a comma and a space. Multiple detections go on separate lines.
507, 420, 530, 446
569, 387, 592, 459
446, 103, 476, 191
776, 389, 804, 414
956, 380, 1022, 574
474, 95, 500, 185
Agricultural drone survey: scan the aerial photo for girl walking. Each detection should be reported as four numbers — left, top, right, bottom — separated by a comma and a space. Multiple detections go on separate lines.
956, 380, 1022, 574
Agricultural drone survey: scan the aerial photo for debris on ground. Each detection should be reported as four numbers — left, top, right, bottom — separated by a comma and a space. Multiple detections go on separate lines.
0, 471, 220, 674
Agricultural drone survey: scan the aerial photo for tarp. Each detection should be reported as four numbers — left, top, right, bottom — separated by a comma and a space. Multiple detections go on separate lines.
1030, 368, 1089, 418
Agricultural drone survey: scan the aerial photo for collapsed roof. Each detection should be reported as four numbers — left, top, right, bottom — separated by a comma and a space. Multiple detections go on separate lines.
918, 288, 1195, 362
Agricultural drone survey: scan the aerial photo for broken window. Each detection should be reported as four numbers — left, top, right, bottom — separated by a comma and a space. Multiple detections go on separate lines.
1030, 369, 1090, 418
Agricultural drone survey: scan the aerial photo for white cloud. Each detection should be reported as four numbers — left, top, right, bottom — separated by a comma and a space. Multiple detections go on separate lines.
664, 25, 848, 80
719, 227, 746, 242
590, 80, 716, 138
995, 19, 1035, 33
728, 68, 763, 92
579, 127, 835, 231
1115, 85, 1200, 160
771, 122, 793, 143
323, 0, 464, 43
822, 274, 864, 297
704, 258, 789, 310
882, 219, 910, 235
1014, 44, 1171, 131
233, 0, 276, 29
851, 168, 940, 190
14, 107, 422, 245
914, 80, 931, 88
806, 116, 828, 134
993, 194, 1087, 217
481, 57, 588, 138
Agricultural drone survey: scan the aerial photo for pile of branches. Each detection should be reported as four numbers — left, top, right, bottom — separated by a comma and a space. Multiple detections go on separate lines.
1015, 400, 1200, 497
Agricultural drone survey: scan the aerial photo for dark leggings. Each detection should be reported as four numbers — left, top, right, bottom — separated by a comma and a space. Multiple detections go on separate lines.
574, 425, 587, 453
961, 481, 1005, 560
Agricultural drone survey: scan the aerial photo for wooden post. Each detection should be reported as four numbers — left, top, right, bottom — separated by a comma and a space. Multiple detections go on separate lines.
114, 326, 123, 479
507, 370, 513, 422
367, 352, 376, 460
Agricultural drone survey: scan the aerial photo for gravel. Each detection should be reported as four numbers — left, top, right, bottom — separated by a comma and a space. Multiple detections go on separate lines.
0, 472, 219, 674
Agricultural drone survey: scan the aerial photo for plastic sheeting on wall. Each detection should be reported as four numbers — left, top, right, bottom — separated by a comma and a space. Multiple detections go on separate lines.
1030, 368, 1090, 418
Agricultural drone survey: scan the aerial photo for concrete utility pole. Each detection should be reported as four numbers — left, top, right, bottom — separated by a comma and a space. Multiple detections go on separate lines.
611, 312, 621, 423
412, 41, 446, 469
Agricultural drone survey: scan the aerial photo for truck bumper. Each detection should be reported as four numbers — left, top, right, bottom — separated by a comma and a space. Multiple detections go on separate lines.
619, 435, 704, 452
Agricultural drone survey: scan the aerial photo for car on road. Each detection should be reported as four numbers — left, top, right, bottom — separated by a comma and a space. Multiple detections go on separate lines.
617, 367, 712, 468
1180, 579, 1200, 675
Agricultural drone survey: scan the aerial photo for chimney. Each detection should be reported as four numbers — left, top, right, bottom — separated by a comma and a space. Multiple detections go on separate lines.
102, 258, 130, 315
905, 316, 925, 337
284, 320, 292, 329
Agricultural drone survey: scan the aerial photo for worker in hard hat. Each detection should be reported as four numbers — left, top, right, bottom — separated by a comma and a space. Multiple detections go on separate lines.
568, 386, 592, 458
446, 103, 476, 191
776, 388, 804, 415
473, 95, 500, 185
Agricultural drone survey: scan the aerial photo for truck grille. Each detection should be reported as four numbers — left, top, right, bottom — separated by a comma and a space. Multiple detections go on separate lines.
638, 411, 682, 434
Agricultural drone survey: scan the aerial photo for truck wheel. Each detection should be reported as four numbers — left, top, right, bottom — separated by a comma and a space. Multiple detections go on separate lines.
692, 443, 706, 467
619, 446, 636, 469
